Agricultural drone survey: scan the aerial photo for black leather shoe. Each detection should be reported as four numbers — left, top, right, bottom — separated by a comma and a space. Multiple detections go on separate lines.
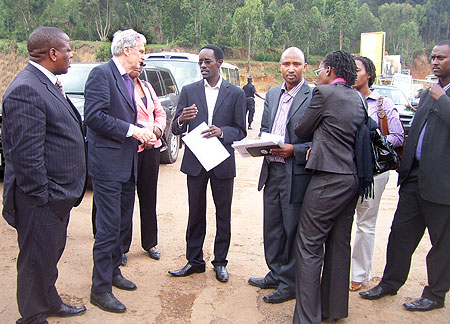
403, 297, 444, 311
47, 303, 86, 317
112, 274, 137, 291
90, 292, 126, 313
359, 284, 397, 300
248, 277, 278, 289
214, 265, 229, 282
263, 290, 295, 304
148, 248, 161, 260
168, 263, 205, 277
121, 254, 127, 266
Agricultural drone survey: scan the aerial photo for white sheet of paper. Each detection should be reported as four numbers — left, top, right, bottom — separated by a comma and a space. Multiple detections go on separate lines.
182, 122, 230, 171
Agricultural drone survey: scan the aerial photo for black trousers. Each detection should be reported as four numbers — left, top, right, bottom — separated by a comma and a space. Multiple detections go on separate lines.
123, 148, 160, 252
245, 97, 255, 125
15, 187, 75, 324
91, 177, 135, 293
380, 164, 450, 303
186, 168, 234, 267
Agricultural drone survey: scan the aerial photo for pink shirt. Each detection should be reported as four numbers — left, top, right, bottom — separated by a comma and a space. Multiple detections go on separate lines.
135, 78, 166, 152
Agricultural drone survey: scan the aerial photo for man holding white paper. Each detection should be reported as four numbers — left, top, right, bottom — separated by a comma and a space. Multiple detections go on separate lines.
248, 47, 312, 303
169, 44, 246, 282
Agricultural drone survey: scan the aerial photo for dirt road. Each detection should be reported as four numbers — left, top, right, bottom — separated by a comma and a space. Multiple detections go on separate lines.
0, 98, 448, 324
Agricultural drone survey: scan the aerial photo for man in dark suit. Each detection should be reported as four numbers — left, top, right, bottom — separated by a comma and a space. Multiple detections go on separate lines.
84, 29, 152, 313
247, 47, 312, 304
168, 44, 246, 282
360, 40, 450, 312
2, 27, 87, 324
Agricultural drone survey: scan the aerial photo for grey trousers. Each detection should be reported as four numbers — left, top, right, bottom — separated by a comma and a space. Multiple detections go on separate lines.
293, 172, 359, 324
263, 162, 303, 293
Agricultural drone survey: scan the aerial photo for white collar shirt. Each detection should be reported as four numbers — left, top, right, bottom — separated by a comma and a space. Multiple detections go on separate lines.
29, 60, 58, 85
204, 76, 223, 126
112, 57, 127, 76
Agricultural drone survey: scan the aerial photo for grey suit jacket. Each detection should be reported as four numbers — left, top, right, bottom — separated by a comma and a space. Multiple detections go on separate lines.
295, 82, 366, 175
2, 63, 86, 227
258, 82, 312, 203
172, 79, 246, 179
397, 87, 450, 205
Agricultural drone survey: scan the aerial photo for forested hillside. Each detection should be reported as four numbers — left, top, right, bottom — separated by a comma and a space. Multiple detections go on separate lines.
0, 0, 448, 64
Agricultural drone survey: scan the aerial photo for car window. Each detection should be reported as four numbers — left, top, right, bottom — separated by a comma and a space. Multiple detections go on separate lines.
160, 71, 177, 95
144, 60, 201, 90
222, 67, 230, 81
145, 70, 163, 97
58, 65, 95, 94
374, 87, 409, 106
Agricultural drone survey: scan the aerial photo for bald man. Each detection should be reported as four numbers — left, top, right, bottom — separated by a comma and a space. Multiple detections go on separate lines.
248, 47, 312, 303
2, 27, 87, 324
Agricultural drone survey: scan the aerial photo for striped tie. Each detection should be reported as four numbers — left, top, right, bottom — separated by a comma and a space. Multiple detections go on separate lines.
55, 80, 65, 96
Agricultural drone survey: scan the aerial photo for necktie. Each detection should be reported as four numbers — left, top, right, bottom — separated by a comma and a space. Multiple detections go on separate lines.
55, 80, 65, 97
123, 73, 134, 100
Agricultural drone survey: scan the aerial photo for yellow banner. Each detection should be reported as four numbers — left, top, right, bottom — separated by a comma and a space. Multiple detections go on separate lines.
360, 32, 385, 77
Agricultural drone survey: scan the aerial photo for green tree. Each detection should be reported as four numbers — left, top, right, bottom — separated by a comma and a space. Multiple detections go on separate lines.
232, 0, 264, 71
272, 3, 296, 49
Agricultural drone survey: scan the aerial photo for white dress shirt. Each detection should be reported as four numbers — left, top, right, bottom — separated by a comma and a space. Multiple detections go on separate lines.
204, 76, 222, 126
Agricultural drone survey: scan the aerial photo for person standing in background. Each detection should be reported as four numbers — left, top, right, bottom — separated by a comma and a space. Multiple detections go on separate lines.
350, 56, 404, 292
248, 47, 312, 304
242, 76, 265, 129
123, 63, 166, 261
2, 26, 87, 324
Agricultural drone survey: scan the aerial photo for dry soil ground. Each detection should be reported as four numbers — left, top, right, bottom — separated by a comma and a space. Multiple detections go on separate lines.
0, 98, 448, 324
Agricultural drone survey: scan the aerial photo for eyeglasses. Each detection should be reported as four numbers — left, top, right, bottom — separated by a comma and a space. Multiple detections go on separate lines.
314, 68, 325, 76
198, 59, 215, 65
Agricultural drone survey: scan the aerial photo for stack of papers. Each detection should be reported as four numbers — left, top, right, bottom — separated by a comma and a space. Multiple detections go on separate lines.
232, 132, 285, 158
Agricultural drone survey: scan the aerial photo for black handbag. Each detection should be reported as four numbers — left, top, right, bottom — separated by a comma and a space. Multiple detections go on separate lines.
357, 92, 399, 174
371, 127, 399, 174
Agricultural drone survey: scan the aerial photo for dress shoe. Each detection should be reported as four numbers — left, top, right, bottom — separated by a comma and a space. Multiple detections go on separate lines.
214, 265, 229, 282
403, 297, 444, 311
263, 290, 295, 304
90, 291, 126, 313
359, 284, 397, 300
47, 303, 86, 317
112, 274, 137, 291
248, 277, 278, 289
148, 248, 161, 260
168, 263, 205, 277
121, 254, 127, 266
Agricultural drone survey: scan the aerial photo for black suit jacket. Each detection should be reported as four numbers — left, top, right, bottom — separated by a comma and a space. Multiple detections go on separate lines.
295, 82, 366, 175
397, 87, 450, 205
258, 82, 312, 203
84, 59, 138, 182
2, 63, 86, 227
172, 79, 246, 179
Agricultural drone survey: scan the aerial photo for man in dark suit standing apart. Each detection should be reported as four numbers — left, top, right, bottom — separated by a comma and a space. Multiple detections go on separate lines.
247, 47, 312, 304
84, 29, 151, 313
169, 44, 246, 282
242, 76, 265, 129
2, 27, 87, 324
360, 40, 450, 312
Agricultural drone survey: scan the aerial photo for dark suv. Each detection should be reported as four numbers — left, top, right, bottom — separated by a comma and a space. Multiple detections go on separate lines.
58, 62, 181, 164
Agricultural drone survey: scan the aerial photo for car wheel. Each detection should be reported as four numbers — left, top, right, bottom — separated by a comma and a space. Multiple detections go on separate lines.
160, 130, 180, 164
